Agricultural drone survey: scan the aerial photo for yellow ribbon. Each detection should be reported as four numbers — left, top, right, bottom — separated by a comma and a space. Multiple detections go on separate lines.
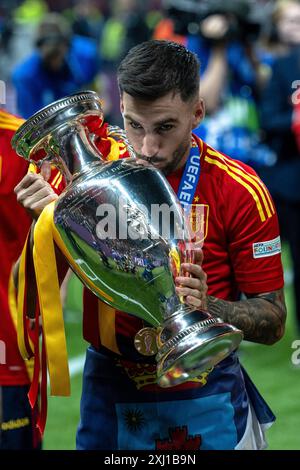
8, 270, 34, 381
16, 133, 125, 396
17, 233, 34, 360
33, 201, 70, 396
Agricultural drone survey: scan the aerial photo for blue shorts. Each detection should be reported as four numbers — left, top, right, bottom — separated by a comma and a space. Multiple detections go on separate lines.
76, 346, 274, 450
0, 385, 40, 450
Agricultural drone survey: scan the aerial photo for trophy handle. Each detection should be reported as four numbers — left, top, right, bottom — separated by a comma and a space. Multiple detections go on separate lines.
12, 92, 136, 184
11, 91, 105, 181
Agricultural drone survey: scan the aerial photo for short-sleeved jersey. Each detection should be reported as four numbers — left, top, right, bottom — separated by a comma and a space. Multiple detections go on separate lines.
169, 138, 283, 298
81, 135, 284, 359
0, 109, 67, 385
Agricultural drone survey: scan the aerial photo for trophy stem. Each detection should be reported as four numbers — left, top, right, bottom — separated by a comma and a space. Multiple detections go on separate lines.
45, 121, 104, 179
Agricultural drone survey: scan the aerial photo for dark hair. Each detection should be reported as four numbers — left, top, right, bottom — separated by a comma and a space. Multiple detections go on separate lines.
35, 13, 71, 49
117, 40, 200, 102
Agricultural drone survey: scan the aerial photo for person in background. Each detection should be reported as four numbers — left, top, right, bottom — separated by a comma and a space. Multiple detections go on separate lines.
0, 105, 70, 448
71, 0, 103, 41
0, 109, 38, 449
154, 0, 275, 169
259, 1, 300, 331
12, 12, 100, 118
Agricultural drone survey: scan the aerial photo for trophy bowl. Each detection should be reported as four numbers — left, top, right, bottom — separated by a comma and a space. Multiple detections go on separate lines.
12, 91, 243, 387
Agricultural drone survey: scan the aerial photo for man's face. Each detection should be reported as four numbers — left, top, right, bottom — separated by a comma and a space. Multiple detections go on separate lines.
120, 91, 204, 175
40, 42, 68, 72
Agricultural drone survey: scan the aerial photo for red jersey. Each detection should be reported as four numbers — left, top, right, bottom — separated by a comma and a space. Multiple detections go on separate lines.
168, 138, 283, 297
17, 127, 284, 365
0, 110, 31, 385
15, 124, 285, 405
82, 135, 284, 358
0, 110, 67, 385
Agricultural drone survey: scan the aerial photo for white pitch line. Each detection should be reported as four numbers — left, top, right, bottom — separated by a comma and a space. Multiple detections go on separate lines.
68, 353, 86, 377
284, 268, 293, 286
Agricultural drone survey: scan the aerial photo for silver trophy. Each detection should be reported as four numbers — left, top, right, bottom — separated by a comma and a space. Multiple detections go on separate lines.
12, 91, 243, 387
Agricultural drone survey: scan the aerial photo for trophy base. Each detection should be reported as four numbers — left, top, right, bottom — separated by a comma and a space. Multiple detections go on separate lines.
156, 311, 243, 388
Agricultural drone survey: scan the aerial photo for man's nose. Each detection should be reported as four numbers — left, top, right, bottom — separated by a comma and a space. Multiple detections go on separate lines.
141, 134, 159, 158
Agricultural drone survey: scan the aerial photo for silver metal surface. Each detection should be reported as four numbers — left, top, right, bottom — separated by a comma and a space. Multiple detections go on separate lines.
12, 91, 243, 387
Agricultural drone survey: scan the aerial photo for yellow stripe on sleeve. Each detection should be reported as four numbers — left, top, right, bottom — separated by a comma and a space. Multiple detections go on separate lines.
0, 112, 24, 130
204, 156, 266, 222
0, 123, 23, 132
53, 174, 63, 189
49, 171, 61, 187
207, 148, 275, 215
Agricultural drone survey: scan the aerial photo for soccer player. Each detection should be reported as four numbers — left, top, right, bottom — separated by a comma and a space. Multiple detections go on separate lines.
14, 41, 286, 450
0, 109, 65, 449
0, 109, 37, 449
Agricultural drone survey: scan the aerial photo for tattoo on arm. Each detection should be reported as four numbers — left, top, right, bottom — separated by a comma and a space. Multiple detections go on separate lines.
206, 288, 286, 345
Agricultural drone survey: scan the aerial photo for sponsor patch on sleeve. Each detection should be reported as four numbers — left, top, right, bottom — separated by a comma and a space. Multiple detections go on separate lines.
253, 236, 281, 259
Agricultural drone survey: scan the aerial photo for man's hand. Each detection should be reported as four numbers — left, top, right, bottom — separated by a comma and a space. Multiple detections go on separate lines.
175, 249, 208, 310
14, 163, 58, 219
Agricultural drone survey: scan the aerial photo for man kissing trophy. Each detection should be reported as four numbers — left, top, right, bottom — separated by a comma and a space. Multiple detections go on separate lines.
12, 91, 242, 389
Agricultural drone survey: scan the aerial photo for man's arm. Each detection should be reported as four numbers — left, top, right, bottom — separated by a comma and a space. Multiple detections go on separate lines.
206, 289, 286, 345
176, 257, 286, 346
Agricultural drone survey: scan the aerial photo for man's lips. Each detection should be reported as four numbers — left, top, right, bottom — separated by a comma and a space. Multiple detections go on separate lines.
136, 157, 165, 167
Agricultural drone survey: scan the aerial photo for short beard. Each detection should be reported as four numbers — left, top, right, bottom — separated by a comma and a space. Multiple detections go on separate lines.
162, 140, 190, 176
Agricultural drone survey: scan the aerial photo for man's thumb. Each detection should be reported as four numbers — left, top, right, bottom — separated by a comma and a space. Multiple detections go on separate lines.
193, 248, 203, 265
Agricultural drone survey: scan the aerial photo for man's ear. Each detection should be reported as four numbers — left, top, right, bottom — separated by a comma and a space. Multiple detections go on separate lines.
192, 98, 205, 129
120, 96, 124, 115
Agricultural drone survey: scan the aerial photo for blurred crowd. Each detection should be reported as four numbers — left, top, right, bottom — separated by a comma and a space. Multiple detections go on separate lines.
1, 0, 300, 331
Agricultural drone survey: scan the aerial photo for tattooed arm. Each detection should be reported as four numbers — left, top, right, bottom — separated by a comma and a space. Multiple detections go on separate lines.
176, 253, 287, 346
206, 289, 286, 345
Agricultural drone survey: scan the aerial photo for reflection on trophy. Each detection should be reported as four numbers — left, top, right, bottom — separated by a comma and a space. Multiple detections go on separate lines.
12, 91, 243, 388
